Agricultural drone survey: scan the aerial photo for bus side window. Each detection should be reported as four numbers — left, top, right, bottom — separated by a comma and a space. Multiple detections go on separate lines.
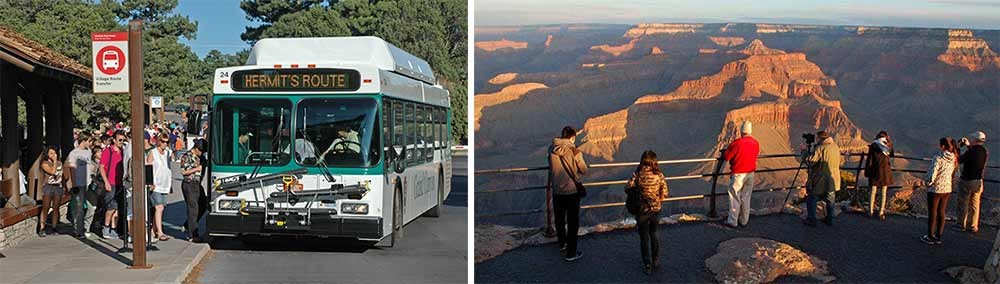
435, 108, 443, 150
394, 100, 405, 164
423, 105, 433, 161
405, 101, 416, 165
383, 99, 393, 163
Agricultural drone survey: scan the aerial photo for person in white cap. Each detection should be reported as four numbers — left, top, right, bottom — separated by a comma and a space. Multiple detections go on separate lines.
954, 131, 988, 234
722, 121, 760, 228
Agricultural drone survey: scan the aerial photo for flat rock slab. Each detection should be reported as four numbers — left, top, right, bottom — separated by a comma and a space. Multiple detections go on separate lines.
705, 237, 835, 283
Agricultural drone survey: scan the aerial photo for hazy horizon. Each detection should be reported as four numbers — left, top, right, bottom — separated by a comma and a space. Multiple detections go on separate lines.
475, 0, 1000, 30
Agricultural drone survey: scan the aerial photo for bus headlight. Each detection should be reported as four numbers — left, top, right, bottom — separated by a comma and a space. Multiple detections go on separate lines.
218, 199, 244, 211
341, 203, 368, 214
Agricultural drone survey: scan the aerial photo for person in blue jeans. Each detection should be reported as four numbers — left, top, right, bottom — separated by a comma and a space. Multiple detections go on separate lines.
801, 131, 841, 227
66, 133, 97, 238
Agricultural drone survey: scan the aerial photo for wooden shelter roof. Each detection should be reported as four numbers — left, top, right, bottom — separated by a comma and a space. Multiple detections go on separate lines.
0, 26, 91, 84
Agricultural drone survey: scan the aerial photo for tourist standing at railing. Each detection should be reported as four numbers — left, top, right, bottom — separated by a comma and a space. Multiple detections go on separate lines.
37, 146, 66, 237
955, 131, 988, 234
548, 126, 588, 262
722, 121, 759, 228
626, 150, 669, 275
802, 131, 841, 227
66, 133, 97, 239
864, 131, 894, 220
920, 137, 959, 245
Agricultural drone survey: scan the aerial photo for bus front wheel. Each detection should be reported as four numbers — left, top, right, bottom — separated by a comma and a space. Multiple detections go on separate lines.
424, 170, 444, 217
378, 183, 404, 248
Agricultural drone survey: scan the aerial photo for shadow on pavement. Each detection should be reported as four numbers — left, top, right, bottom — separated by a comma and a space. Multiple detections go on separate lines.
445, 176, 468, 207
207, 235, 372, 253
476, 212, 996, 283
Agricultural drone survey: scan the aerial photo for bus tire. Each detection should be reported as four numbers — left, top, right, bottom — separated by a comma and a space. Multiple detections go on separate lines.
423, 169, 444, 217
376, 182, 403, 248
393, 184, 404, 239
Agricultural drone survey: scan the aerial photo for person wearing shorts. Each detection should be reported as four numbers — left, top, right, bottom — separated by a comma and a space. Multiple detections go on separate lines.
148, 133, 173, 242
38, 146, 66, 237
99, 132, 126, 239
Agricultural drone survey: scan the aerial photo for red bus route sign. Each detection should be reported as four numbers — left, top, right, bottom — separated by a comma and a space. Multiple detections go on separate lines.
92, 32, 129, 94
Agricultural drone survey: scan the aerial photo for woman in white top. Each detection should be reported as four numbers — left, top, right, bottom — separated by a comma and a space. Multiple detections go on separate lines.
147, 133, 173, 242
920, 137, 959, 245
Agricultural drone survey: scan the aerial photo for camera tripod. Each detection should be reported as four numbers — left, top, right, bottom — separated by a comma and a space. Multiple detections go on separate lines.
782, 142, 814, 206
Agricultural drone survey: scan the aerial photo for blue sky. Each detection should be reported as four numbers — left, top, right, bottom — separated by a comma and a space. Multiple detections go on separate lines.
176, 0, 252, 57
475, 0, 1000, 30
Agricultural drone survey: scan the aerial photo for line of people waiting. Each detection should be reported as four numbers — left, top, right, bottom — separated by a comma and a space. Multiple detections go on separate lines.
546, 123, 989, 273
12, 122, 210, 246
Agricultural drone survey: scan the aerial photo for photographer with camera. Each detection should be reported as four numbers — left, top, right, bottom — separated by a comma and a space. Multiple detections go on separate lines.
954, 131, 988, 234
800, 131, 841, 227
721, 121, 759, 228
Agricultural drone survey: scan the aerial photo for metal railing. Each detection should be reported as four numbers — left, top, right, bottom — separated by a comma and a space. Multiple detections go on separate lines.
476, 150, 998, 234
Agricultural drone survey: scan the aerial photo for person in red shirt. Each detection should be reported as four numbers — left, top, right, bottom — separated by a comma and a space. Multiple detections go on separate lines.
98, 131, 126, 239
722, 121, 760, 228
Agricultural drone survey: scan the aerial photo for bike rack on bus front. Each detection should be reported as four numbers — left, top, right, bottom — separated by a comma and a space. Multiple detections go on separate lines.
262, 183, 370, 230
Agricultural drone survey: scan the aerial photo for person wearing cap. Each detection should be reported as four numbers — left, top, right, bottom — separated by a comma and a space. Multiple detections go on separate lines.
801, 130, 841, 227
722, 121, 760, 228
954, 131, 989, 234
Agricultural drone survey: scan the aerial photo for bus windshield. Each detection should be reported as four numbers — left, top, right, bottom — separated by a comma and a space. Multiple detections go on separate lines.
213, 99, 292, 166
295, 98, 380, 168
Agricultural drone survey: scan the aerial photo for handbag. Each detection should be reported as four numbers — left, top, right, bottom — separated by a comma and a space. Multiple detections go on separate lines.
558, 153, 587, 198
625, 172, 643, 215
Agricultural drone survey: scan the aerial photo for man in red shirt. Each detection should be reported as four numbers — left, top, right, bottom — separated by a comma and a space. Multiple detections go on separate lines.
99, 131, 126, 239
723, 121, 760, 228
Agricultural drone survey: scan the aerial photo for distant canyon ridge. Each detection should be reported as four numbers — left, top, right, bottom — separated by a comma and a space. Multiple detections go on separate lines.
474, 23, 999, 225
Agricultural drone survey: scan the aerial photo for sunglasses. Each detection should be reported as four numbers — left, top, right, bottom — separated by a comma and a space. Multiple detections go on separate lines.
116, 139, 125, 142
160, 140, 169, 143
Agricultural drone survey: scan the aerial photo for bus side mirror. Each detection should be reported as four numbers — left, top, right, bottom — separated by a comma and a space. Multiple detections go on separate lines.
392, 145, 406, 173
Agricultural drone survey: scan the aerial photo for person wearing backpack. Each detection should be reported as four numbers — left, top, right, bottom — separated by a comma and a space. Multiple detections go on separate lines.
548, 126, 588, 262
625, 150, 668, 275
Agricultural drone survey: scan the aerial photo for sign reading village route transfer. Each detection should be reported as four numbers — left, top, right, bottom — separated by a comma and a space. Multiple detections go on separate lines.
92, 32, 129, 94
231, 68, 361, 92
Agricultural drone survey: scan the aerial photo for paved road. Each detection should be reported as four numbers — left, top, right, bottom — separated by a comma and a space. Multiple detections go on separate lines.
476, 213, 995, 283
186, 153, 468, 283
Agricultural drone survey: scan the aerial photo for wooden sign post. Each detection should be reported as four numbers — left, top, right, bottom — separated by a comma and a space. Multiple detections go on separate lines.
127, 19, 151, 269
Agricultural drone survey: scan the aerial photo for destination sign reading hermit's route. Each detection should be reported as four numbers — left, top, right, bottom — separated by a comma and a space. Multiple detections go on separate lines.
231, 68, 361, 92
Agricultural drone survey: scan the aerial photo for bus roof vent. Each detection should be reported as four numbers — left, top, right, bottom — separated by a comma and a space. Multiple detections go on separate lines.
245, 36, 436, 84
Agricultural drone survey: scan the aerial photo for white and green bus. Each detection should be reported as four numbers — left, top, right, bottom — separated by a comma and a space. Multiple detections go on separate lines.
206, 37, 452, 247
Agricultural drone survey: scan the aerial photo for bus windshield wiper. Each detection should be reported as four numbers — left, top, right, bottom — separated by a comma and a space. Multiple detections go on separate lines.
315, 158, 337, 183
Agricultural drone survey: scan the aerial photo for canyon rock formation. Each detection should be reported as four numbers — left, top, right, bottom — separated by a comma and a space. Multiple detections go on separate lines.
475, 23, 1000, 227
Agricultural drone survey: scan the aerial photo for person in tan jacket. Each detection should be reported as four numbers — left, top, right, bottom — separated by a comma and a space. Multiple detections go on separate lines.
626, 150, 668, 275
548, 126, 587, 262
801, 131, 841, 227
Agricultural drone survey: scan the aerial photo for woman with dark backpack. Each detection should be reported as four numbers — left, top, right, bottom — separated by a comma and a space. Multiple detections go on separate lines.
864, 131, 894, 220
625, 150, 668, 275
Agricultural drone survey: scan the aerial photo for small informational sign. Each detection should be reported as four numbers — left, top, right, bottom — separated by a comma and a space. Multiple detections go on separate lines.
150, 96, 163, 108
91, 32, 129, 94
230, 68, 361, 92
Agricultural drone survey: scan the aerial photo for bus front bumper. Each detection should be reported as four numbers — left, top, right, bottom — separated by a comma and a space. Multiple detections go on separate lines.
207, 210, 383, 240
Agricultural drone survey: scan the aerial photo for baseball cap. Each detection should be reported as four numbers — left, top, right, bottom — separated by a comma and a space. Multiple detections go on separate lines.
970, 131, 986, 142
